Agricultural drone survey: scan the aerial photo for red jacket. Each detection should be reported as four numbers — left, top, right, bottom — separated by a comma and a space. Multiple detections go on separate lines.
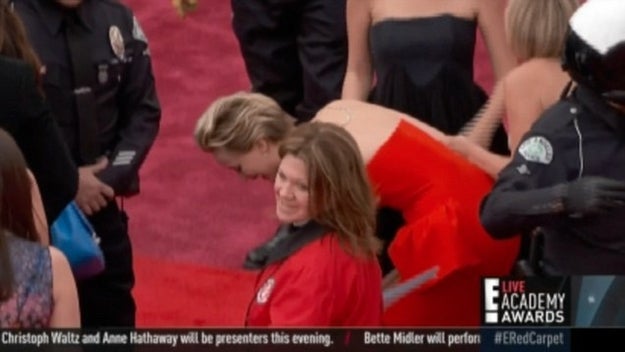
246, 233, 382, 327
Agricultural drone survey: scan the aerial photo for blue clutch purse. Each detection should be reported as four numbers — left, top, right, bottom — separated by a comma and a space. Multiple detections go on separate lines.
50, 201, 105, 279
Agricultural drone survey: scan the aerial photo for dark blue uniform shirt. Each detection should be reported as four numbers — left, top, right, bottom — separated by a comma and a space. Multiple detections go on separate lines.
15, 0, 161, 196
481, 85, 625, 275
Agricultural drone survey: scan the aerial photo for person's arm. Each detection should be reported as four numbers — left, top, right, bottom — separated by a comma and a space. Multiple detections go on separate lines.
504, 64, 550, 152
15, 62, 78, 223
27, 169, 49, 245
480, 129, 568, 238
462, 0, 517, 148
48, 247, 80, 328
476, 0, 517, 81
461, 80, 506, 149
97, 13, 161, 196
481, 131, 625, 239
447, 134, 510, 178
341, 0, 374, 100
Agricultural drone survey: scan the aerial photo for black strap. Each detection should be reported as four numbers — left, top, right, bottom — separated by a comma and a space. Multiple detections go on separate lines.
63, 13, 99, 164
243, 221, 327, 269
560, 80, 575, 100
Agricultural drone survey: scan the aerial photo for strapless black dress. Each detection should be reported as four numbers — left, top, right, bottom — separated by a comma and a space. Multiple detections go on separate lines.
370, 15, 507, 153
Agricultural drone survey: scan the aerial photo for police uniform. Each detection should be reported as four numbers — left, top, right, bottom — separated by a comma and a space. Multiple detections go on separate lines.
231, 0, 347, 121
15, 0, 161, 327
480, 85, 625, 275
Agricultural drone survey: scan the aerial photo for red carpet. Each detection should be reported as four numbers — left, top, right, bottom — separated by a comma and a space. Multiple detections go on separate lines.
122, 0, 495, 327
133, 255, 256, 327
122, 0, 277, 327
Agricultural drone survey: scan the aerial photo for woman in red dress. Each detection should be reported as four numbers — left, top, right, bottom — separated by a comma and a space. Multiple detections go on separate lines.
195, 93, 520, 326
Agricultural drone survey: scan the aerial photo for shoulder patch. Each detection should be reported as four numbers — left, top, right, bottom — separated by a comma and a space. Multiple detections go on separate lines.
518, 136, 554, 165
132, 16, 148, 44
109, 26, 125, 60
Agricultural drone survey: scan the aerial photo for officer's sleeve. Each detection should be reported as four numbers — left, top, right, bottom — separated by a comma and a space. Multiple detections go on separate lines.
480, 132, 570, 239
97, 15, 161, 196
15, 65, 78, 223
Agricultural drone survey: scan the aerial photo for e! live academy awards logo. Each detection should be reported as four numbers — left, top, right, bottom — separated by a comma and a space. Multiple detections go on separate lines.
482, 277, 571, 326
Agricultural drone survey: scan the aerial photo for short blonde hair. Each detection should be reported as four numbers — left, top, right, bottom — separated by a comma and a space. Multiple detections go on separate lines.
279, 122, 381, 259
505, 0, 579, 61
194, 92, 295, 153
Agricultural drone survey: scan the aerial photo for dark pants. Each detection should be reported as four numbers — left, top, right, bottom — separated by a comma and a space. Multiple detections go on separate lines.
77, 201, 135, 327
231, 0, 347, 121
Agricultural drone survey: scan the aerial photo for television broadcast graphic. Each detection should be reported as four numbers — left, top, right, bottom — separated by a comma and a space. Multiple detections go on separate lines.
482, 277, 570, 326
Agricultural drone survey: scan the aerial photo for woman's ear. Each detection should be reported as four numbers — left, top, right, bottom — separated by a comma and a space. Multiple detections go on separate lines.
255, 139, 270, 154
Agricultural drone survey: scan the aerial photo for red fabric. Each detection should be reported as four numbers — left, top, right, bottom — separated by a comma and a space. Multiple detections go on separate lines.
367, 120, 520, 326
246, 234, 382, 327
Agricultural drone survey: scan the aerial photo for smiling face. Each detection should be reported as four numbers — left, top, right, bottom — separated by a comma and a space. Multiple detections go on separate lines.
273, 154, 310, 225
212, 140, 280, 180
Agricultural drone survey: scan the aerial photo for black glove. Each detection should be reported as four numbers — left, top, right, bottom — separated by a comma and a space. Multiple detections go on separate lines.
563, 176, 625, 215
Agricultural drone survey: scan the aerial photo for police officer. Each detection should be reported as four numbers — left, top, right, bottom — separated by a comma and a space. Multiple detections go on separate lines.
480, 0, 625, 276
15, 0, 161, 327
231, 0, 347, 122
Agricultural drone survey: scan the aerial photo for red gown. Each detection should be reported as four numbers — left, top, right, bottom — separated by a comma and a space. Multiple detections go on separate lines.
367, 120, 520, 326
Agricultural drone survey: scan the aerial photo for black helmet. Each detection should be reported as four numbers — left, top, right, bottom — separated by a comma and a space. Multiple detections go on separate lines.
562, 0, 625, 104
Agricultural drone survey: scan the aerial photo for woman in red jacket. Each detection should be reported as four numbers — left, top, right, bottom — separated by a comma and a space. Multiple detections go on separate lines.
242, 122, 383, 326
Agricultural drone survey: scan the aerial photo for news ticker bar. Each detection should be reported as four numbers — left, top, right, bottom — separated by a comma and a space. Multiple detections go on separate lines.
0, 328, 621, 352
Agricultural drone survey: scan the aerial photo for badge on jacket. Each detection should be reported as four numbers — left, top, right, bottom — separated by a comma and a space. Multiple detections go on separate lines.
518, 136, 553, 165
109, 26, 125, 60
256, 278, 275, 304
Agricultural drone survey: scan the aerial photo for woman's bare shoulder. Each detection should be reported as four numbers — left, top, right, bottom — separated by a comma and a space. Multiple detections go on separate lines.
49, 246, 71, 271
507, 59, 563, 83
505, 59, 569, 98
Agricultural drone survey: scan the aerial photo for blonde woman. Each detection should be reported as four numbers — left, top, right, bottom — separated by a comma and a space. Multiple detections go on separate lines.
451, 0, 580, 177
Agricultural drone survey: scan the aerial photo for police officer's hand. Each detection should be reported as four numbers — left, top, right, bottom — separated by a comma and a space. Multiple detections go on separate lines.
563, 176, 625, 215
76, 158, 115, 216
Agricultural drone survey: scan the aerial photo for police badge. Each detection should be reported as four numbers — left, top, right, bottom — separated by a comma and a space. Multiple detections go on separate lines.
109, 26, 125, 60
518, 136, 554, 165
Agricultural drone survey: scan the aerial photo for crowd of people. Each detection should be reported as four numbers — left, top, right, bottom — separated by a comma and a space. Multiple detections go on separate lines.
1, 0, 624, 329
